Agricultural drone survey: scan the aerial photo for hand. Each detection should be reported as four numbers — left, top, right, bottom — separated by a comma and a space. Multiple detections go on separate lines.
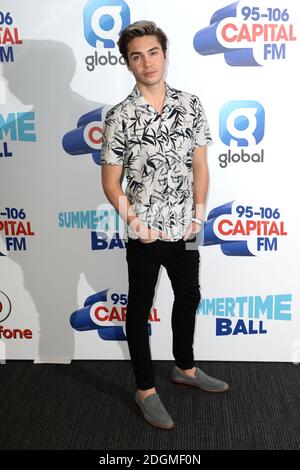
138, 226, 171, 244
129, 218, 171, 243
182, 221, 202, 241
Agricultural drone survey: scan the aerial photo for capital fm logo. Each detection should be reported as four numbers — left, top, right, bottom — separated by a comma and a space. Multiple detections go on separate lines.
0, 11, 23, 63
83, 0, 131, 70
193, 0, 297, 66
202, 200, 287, 256
62, 106, 111, 165
70, 289, 160, 341
0, 208, 35, 255
218, 100, 265, 168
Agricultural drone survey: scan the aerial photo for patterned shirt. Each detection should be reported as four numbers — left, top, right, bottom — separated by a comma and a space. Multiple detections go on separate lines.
101, 82, 212, 241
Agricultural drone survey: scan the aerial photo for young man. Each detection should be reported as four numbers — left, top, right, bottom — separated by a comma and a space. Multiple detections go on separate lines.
101, 21, 229, 430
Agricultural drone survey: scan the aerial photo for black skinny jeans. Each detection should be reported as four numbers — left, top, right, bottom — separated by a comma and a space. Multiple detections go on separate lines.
125, 237, 201, 390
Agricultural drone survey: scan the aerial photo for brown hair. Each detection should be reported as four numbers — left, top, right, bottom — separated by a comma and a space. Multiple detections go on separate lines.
117, 20, 168, 64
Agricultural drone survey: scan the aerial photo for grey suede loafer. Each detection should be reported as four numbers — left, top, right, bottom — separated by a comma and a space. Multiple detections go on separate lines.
135, 392, 175, 429
172, 366, 229, 392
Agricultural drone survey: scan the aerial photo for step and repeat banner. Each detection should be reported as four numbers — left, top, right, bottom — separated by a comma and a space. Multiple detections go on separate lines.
0, 0, 299, 362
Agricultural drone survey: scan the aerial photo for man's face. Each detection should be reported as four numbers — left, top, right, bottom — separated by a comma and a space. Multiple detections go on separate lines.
126, 35, 166, 86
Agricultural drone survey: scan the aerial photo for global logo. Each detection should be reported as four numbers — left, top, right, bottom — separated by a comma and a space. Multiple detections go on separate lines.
202, 200, 287, 256
83, 0, 131, 70
193, 0, 297, 66
62, 106, 111, 165
219, 100, 265, 168
70, 289, 157, 341
220, 100, 264, 146
84, 0, 130, 48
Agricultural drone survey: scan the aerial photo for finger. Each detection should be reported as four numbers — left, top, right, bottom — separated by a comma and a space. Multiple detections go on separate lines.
191, 226, 201, 235
148, 229, 160, 241
157, 230, 171, 240
161, 233, 171, 240
183, 228, 191, 241
138, 230, 148, 240
191, 222, 201, 235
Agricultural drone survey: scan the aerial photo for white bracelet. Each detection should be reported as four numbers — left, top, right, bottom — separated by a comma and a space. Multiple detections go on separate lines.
191, 217, 204, 226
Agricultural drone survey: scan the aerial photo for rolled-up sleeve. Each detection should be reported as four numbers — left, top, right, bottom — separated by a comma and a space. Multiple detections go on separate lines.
101, 108, 126, 165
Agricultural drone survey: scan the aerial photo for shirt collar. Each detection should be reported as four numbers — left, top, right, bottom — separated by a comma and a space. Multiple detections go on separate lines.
128, 82, 180, 111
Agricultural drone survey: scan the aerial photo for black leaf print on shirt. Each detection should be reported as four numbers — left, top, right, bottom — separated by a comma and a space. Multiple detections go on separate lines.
101, 82, 212, 240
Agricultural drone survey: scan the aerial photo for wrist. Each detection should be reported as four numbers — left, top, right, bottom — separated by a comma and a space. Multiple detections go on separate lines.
193, 202, 206, 223
128, 215, 139, 225
191, 216, 204, 226
128, 216, 141, 234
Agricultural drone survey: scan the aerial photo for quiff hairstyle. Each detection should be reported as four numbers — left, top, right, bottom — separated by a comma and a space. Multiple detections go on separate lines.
117, 20, 168, 64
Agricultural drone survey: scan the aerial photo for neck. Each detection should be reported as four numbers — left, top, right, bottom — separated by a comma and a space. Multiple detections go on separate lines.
136, 79, 166, 102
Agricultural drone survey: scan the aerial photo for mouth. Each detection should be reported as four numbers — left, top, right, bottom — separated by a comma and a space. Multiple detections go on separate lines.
144, 71, 157, 77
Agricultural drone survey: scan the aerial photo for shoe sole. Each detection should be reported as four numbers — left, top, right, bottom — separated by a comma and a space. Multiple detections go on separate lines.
172, 379, 229, 393
135, 401, 175, 429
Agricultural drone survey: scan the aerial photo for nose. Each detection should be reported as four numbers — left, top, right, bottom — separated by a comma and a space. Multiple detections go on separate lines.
143, 55, 151, 68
